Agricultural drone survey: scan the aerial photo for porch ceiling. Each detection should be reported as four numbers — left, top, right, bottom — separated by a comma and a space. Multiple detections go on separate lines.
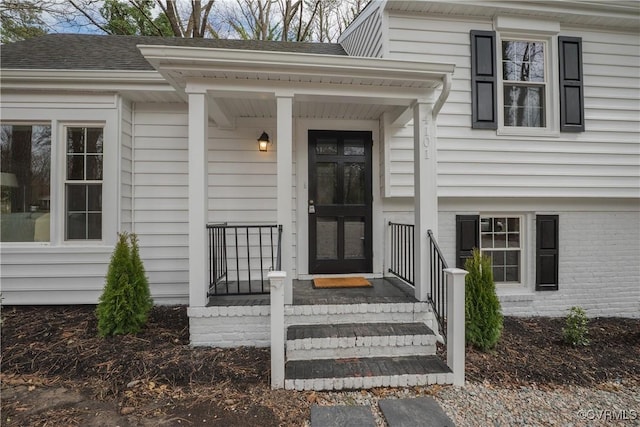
138, 45, 455, 124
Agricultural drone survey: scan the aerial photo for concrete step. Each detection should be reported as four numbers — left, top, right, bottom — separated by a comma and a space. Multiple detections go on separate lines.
284, 355, 452, 391
286, 322, 437, 360
285, 302, 435, 329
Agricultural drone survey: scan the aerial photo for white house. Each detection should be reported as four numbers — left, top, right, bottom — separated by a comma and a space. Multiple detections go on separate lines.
1, 1, 638, 390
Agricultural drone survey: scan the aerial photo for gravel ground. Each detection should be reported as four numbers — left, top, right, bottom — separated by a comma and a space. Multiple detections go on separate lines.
307, 381, 640, 427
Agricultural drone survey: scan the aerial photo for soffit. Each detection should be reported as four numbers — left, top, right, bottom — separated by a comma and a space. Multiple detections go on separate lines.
385, 1, 640, 32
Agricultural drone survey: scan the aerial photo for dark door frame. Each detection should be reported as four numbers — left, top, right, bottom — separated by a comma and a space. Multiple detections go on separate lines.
308, 129, 373, 274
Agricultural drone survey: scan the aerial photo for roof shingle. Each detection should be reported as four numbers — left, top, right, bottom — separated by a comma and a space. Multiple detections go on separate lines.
0, 34, 347, 71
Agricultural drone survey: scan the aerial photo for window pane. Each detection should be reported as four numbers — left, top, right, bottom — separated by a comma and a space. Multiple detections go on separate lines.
67, 213, 86, 240
87, 184, 102, 211
481, 218, 492, 232
86, 155, 103, 180
67, 184, 86, 211
316, 163, 338, 204
67, 155, 84, 180
493, 218, 506, 232
344, 219, 365, 259
504, 85, 545, 127
508, 233, 520, 248
86, 128, 103, 153
493, 267, 505, 282
502, 41, 545, 82
0, 124, 51, 242
88, 213, 102, 239
316, 217, 337, 259
506, 267, 520, 282
494, 233, 507, 248
507, 217, 519, 232
343, 140, 365, 156
67, 127, 85, 153
492, 251, 505, 265
506, 251, 519, 266
481, 233, 493, 248
316, 139, 338, 155
343, 162, 365, 204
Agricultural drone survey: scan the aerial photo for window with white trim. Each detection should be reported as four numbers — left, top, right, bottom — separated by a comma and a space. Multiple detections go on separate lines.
480, 216, 522, 283
0, 124, 52, 242
65, 126, 103, 240
501, 39, 547, 128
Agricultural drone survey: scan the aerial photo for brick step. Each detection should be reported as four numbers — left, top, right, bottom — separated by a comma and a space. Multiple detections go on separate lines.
284, 302, 435, 328
284, 355, 452, 391
286, 322, 437, 360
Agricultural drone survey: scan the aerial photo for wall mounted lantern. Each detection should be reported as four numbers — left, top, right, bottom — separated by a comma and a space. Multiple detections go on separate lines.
258, 131, 270, 152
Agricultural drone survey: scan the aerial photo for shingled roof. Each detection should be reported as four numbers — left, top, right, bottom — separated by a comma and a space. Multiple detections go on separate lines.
0, 34, 347, 71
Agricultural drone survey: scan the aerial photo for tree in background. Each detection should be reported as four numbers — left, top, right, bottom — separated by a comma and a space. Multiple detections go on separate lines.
1, 0, 367, 42
0, 0, 47, 43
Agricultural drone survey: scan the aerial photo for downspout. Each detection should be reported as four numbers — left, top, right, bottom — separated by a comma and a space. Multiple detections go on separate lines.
131, 102, 136, 234
432, 73, 452, 120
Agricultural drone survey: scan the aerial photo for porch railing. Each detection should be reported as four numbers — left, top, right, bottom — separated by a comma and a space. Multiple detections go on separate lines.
387, 223, 450, 342
207, 223, 282, 296
388, 222, 415, 286
427, 229, 448, 342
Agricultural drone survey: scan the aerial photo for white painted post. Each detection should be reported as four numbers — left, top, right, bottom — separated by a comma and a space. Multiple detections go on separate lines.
269, 270, 287, 389
187, 91, 209, 308
413, 100, 438, 302
276, 95, 294, 305
444, 267, 468, 387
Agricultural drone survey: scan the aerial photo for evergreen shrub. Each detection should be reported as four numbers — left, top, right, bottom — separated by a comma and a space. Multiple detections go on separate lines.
562, 306, 590, 346
97, 232, 153, 337
464, 248, 503, 351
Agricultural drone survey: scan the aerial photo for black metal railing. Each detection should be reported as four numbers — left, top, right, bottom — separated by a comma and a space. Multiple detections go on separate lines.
428, 229, 448, 341
388, 222, 415, 286
207, 223, 282, 296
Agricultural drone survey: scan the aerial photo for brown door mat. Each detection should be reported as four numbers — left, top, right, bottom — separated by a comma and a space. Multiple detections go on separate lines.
313, 277, 372, 288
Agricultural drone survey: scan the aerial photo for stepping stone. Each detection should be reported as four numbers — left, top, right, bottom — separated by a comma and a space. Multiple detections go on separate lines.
310, 405, 376, 427
379, 397, 455, 427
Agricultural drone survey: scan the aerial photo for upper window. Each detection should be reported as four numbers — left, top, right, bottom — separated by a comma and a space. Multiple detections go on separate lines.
65, 127, 103, 240
0, 124, 51, 242
470, 30, 584, 132
501, 40, 546, 128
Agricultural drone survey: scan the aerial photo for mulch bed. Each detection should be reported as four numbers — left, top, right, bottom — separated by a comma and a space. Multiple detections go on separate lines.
1, 305, 639, 425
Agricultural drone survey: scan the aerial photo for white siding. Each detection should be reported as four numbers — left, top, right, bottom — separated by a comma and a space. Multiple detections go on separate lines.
338, 3, 384, 57
382, 14, 640, 199
0, 93, 120, 304
132, 105, 281, 298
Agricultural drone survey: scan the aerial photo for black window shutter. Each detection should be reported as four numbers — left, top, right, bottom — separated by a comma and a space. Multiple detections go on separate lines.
470, 30, 497, 129
456, 215, 479, 268
559, 36, 585, 132
536, 215, 559, 291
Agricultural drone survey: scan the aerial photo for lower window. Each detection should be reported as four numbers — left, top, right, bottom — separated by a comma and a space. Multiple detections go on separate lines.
480, 216, 522, 283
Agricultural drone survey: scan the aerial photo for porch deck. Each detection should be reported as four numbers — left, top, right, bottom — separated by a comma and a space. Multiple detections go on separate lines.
206, 277, 417, 306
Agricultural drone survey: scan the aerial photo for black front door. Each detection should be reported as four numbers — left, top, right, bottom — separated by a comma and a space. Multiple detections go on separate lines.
308, 130, 373, 274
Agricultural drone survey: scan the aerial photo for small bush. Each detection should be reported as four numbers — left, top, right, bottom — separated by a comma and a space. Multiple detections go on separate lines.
464, 249, 503, 351
563, 306, 590, 346
96, 232, 153, 337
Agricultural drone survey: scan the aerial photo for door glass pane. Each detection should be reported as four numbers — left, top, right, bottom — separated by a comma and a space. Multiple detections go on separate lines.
343, 140, 365, 156
344, 219, 365, 259
316, 163, 338, 204
343, 162, 365, 204
316, 139, 338, 155
316, 217, 337, 260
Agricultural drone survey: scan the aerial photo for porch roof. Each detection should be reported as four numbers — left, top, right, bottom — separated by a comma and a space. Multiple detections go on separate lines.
138, 45, 455, 124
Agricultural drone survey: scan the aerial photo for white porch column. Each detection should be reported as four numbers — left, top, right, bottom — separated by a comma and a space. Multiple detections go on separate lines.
276, 94, 294, 304
188, 91, 209, 307
413, 100, 438, 302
